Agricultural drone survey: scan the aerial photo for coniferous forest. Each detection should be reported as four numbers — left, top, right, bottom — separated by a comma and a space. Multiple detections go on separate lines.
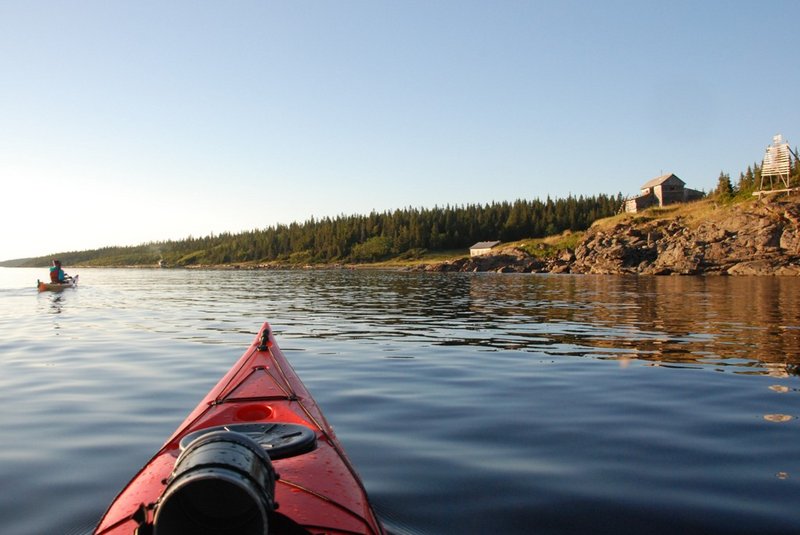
5, 194, 623, 267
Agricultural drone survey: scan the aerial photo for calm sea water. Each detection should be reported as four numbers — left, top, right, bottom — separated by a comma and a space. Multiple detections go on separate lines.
1, 267, 799, 535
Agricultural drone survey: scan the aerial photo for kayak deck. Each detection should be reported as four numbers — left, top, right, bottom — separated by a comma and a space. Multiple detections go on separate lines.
94, 322, 383, 535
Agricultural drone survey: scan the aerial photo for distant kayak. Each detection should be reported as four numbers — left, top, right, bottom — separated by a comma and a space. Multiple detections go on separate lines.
93, 321, 384, 535
37, 274, 79, 292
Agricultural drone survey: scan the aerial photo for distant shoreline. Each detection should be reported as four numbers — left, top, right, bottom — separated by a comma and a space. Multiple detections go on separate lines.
8, 196, 800, 276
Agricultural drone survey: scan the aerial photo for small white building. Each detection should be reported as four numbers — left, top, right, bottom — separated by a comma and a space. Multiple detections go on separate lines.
469, 241, 501, 257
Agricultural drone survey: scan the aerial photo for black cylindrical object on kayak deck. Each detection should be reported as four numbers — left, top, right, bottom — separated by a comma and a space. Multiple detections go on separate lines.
153, 430, 276, 535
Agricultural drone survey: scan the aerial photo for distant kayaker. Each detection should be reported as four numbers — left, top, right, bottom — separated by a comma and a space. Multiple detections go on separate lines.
49, 260, 70, 283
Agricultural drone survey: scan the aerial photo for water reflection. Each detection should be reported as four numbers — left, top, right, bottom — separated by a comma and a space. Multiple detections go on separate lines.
763, 414, 794, 423
32, 292, 68, 333
20, 269, 799, 376
456, 275, 800, 375
274, 272, 800, 376
49, 294, 65, 314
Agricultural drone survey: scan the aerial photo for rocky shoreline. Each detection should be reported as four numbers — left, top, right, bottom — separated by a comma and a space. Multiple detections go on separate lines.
414, 197, 800, 276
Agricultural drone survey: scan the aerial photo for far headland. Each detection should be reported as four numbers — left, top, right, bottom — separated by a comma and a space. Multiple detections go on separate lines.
4, 135, 798, 276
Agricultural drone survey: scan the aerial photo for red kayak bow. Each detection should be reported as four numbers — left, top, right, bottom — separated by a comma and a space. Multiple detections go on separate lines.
94, 322, 383, 535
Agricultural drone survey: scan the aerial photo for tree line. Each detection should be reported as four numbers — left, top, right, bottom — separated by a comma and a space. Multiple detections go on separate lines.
8, 194, 623, 267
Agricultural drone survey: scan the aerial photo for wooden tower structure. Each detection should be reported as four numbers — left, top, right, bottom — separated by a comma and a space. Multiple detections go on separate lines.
759, 134, 793, 191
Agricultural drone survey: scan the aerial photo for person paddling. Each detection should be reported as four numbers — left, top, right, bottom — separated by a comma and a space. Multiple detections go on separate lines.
49, 260, 71, 283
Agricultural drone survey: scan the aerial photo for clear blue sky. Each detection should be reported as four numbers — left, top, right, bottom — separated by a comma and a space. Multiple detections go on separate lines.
2, 1, 798, 261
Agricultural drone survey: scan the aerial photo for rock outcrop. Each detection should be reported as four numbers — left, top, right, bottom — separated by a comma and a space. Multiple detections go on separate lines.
415, 198, 800, 276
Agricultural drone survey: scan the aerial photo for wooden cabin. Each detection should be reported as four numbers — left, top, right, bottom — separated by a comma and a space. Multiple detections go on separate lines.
625, 173, 703, 213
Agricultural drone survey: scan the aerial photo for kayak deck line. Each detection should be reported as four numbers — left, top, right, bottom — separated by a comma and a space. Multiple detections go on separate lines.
94, 323, 383, 535
208, 339, 340, 460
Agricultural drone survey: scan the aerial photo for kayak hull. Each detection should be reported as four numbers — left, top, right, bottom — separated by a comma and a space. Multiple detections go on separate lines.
94, 322, 383, 535
37, 274, 78, 292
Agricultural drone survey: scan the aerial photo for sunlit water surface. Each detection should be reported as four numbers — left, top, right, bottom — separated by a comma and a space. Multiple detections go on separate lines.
1, 267, 798, 535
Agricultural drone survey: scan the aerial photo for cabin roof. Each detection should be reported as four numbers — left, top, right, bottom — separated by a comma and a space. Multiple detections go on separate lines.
470, 240, 501, 250
641, 173, 684, 189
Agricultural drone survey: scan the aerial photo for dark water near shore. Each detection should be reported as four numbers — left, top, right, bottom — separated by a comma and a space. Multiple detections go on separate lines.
1, 267, 799, 535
